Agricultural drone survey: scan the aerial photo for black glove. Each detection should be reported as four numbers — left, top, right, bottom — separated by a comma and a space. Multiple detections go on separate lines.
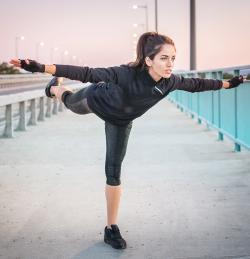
227, 75, 244, 89
20, 59, 45, 73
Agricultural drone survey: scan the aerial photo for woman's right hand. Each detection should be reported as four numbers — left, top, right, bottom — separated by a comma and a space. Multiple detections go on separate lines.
10, 59, 45, 73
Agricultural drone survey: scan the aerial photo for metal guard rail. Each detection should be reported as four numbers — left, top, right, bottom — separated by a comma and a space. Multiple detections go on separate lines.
0, 81, 86, 138
168, 65, 250, 152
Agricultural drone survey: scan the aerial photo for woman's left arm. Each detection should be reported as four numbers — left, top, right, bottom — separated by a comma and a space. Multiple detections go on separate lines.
172, 75, 245, 92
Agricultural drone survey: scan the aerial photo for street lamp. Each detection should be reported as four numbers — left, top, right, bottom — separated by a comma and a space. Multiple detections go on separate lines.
132, 4, 148, 32
72, 55, 77, 65
133, 23, 144, 28
77, 58, 82, 65
61, 50, 69, 64
155, 0, 158, 32
132, 33, 138, 56
190, 0, 196, 70
15, 36, 24, 57
133, 23, 145, 33
50, 47, 58, 64
36, 41, 44, 60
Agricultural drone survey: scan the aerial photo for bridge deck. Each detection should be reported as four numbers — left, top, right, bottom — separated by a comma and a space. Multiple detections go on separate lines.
0, 100, 250, 259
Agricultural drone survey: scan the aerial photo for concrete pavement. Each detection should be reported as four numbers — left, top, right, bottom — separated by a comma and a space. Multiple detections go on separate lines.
0, 99, 250, 259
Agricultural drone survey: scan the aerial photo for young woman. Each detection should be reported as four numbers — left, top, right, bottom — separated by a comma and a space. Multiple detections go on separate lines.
10, 32, 244, 250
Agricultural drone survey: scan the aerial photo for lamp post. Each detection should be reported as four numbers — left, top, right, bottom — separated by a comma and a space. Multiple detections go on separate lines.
15, 36, 24, 57
190, 0, 196, 70
155, 0, 158, 32
132, 4, 148, 32
72, 55, 77, 65
133, 23, 145, 33
133, 33, 138, 38
61, 50, 69, 64
50, 47, 58, 64
78, 58, 83, 65
36, 41, 44, 61
132, 33, 139, 59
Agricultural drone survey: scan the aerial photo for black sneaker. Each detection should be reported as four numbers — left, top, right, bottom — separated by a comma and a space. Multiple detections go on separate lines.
45, 77, 60, 98
104, 224, 127, 249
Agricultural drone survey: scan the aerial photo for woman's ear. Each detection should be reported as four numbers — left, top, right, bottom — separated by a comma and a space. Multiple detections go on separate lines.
145, 56, 152, 67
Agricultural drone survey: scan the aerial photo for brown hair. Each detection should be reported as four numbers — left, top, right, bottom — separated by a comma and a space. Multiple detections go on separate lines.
129, 32, 176, 70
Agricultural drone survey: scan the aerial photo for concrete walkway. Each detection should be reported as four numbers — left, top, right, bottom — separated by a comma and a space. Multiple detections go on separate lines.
0, 99, 250, 259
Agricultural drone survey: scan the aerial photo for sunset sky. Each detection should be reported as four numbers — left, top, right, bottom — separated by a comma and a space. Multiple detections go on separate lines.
1, 0, 250, 70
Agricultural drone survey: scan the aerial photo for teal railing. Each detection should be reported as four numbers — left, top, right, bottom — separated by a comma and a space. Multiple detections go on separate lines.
169, 65, 250, 152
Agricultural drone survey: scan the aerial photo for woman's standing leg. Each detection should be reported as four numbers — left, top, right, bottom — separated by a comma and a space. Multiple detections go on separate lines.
104, 121, 133, 249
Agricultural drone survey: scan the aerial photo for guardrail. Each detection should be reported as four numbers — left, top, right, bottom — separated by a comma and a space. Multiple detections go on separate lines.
0, 73, 77, 91
169, 65, 250, 152
0, 77, 86, 138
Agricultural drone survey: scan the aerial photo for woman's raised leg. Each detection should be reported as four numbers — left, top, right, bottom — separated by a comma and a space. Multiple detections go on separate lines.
48, 77, 93, 115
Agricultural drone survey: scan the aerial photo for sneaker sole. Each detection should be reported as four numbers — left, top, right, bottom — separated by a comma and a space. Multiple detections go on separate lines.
45, 77, 60, 98
104, 237, 127, 250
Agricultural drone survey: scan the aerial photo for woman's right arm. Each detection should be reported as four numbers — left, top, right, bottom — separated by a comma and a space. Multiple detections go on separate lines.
10, 59, 129, 84
53, 64, 124, 84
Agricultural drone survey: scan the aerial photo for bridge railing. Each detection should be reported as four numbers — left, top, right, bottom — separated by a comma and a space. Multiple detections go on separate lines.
0, 77, 86, 138
168, 65, 250, 152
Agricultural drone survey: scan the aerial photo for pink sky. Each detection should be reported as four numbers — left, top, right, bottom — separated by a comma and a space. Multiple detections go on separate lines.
0, 0, 249, 70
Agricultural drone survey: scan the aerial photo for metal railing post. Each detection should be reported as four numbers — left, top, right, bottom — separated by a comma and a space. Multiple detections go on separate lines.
28, 99, 37, 126
16, 101, 26, 131
38, 97, 45, 121
217, 71, 224, 141
195, 72, 201, 124
3, 104, 13, 138
58, 102, 64, 112
211, 72, 217, 126
234, 69, 241, 152
46, 98, 52, 118
52, 99, 58, 115
58, 101, 64, 112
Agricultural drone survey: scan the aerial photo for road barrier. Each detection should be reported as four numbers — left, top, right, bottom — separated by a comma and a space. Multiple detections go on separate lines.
0, 76, 86, 138
168, 65, 250, 152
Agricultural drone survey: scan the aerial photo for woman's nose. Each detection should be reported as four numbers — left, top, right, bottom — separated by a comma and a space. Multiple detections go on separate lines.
167, 60, 173, 67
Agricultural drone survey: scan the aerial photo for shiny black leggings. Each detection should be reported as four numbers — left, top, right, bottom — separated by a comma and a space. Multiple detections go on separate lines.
61, 86, 132, 186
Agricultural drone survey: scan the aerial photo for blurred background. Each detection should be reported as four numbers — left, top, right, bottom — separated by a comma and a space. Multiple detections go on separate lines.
0, 0, 250, 70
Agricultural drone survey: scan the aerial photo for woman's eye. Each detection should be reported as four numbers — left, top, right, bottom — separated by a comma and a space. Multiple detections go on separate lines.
161, 57, 175, 61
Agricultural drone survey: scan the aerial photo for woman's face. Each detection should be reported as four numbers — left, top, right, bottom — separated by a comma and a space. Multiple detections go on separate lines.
146, 43, 176, 82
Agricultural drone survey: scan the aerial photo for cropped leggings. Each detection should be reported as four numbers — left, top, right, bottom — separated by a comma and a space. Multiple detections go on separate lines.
61, 86, 132, 186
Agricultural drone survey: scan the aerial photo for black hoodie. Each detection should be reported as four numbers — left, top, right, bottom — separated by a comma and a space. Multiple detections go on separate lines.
54, 64, 223, 126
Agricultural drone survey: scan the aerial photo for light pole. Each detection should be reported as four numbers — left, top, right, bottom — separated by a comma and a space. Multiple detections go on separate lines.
132, 33, 139, 59
36, 41, 44, 61
132, 4, 148, 32
155, 0, 158, 32
133, 23, 145, 33
190, 0, 196, 70
78, 58, 83, 65
50, 47, 58, 64
133, 33, 138, 38
15, 36, 24, 57
72, 55, 77, 65
61, 50, 69, 64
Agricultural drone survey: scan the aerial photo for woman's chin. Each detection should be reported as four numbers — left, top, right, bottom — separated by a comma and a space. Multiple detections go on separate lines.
162, 73, 172, 78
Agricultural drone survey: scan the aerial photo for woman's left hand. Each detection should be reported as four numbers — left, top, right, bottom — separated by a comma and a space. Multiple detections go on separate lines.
227, 75, 246, 89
